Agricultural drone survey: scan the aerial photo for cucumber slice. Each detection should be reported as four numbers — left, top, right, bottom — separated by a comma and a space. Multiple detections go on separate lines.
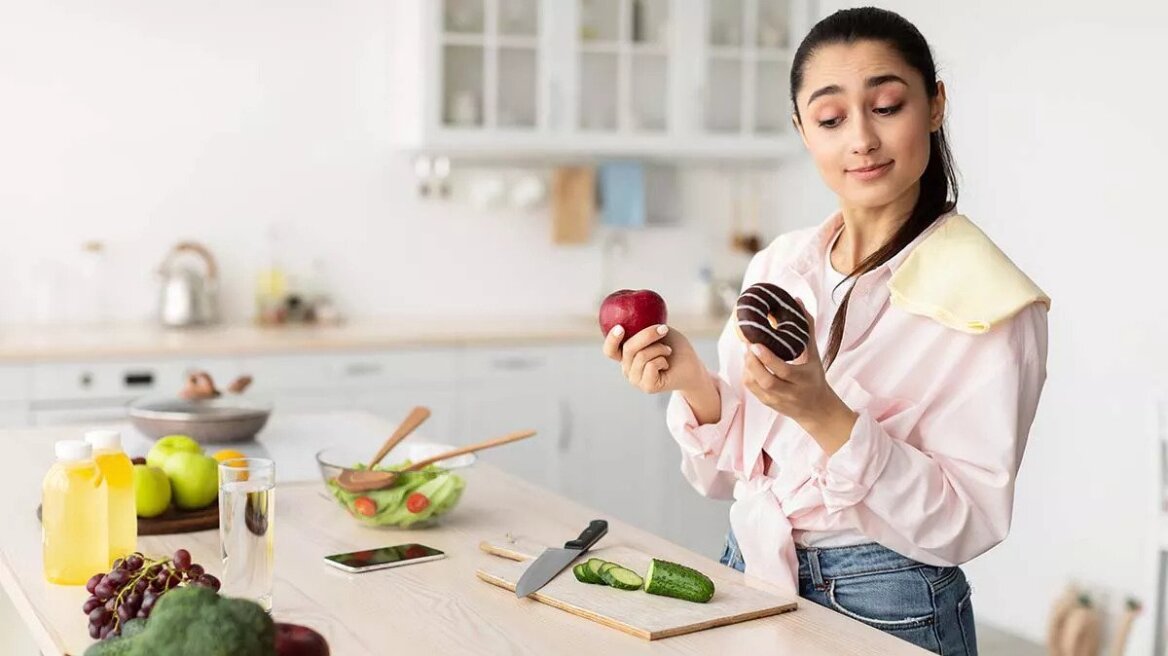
600, 566, 644, 591
584, 558, 607, 584
573, 563, 591, 583
643, 559, 715, 603
598, 562, 621, 576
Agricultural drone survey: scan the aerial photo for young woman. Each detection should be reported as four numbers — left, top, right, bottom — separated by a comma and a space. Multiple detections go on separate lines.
601, 7, 1049, 655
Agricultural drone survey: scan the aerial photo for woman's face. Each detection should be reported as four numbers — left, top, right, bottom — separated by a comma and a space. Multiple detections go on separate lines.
793, 40, 945, 211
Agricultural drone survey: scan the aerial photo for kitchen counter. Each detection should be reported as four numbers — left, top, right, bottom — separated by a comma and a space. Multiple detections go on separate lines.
0, 411, 927, 656
0, 315, 728, 362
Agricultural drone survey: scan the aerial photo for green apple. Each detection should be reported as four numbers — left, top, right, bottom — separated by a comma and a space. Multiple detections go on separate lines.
133, 464, 172, 518
146, 434, 202, 471
163, 452, 219, 510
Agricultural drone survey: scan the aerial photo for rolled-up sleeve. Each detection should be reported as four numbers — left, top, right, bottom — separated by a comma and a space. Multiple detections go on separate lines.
667, 371, 741, 500
816, 303, 1049, 564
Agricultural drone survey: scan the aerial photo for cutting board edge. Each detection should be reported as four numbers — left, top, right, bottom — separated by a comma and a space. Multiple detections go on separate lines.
475, 568, 799, 641
475, 569, 652, 640
645, 601, 798, 639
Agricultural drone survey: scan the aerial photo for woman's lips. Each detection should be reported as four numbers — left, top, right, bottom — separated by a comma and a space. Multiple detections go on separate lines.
847, 161, 893, 181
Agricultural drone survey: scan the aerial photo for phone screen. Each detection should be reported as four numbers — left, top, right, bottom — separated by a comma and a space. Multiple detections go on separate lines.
325, 544, 444, 569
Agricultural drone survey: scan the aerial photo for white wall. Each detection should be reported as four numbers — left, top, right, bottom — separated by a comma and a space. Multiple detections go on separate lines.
783, 0, 1168, 650
0, 1, 781, 327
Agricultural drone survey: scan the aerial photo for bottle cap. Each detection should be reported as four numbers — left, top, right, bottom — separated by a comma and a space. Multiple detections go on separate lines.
55, 440, 93, 462
83, 429, 122, 451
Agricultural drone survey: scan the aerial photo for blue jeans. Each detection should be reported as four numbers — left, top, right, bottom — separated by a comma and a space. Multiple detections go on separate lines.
720, 531, 977, 655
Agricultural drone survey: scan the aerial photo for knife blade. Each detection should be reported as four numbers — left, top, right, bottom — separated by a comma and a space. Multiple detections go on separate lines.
515, 519, 608, 598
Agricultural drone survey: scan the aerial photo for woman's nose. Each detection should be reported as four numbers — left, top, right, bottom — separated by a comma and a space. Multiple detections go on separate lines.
849, 115, 880, 154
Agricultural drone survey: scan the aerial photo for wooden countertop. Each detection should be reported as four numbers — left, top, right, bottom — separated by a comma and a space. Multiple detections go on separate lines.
0, 412, 927, 656
0, 315, 728, 362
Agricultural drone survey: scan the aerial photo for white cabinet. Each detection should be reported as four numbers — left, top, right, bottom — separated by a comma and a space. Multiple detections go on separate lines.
455, 346, 566, 492
390, 0, 816, 160
241, 350, 461, 441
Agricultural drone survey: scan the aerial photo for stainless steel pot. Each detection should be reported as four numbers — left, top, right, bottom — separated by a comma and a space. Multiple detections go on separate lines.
128, 395, 272, 444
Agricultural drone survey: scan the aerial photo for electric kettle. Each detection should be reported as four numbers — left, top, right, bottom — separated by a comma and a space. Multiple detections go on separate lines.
157, 241, 220, 327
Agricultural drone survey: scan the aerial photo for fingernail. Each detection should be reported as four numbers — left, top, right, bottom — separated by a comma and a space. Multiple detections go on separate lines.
751, 344, 763, 357
657, 325, 669, 335
665, 346, 673, 355
611, 325, 624, 337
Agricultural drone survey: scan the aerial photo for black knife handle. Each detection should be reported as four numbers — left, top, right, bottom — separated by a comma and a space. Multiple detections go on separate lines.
564, 519, 607, 551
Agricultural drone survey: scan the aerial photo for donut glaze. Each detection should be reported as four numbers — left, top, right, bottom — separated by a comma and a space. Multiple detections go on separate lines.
735, 283, 810, 361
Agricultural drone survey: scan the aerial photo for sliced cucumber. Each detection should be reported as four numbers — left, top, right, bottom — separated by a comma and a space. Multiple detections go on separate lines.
643, 559, 715, 603
598, 562, 621, 576
573, 563, 592, 583
600, 566, 644, 591
585, 558, 607, 583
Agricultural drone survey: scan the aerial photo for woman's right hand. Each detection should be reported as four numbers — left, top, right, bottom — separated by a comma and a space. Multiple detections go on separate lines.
601, 324, 704, 395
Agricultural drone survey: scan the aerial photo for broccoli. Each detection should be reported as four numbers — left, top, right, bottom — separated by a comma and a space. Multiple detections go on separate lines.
84, 587, 275, 656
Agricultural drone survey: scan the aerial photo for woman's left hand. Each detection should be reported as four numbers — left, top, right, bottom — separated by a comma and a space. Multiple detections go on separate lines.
742, 306, 859, 454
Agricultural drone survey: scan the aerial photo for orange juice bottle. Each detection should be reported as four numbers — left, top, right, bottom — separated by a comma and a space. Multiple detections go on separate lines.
85, 430, 137, 562
42, 440, 108, 585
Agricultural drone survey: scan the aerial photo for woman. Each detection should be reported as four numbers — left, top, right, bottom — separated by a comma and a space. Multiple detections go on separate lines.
601, 7, 1049, 655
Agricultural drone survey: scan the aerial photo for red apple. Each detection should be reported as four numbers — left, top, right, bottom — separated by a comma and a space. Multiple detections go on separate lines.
274, 623, 330, 656
598, 289, 668, 346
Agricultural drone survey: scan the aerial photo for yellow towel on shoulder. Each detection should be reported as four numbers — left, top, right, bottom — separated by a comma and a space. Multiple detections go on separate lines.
888, 215, 1050, 334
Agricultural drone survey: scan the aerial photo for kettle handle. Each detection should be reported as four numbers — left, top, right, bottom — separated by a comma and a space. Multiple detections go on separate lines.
159, 241, 219, 280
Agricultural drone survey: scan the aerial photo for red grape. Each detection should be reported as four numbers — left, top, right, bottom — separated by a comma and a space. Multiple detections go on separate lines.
93, 582, 113, 601
173, 549, 192, 571
125, 554, 144, 571
85, 573, 103, 594
88, 623, 101, 639
82, 596, 102, 614
187, 564, 205, 579
88, 607, 111, 626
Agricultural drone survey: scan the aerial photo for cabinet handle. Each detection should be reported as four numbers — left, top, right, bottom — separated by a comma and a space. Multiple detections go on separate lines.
124, 371, 155, 387
343, 362, 384, 377
79, 372, 94, 389
490, 357, 543, 371
558, 397, 572, 453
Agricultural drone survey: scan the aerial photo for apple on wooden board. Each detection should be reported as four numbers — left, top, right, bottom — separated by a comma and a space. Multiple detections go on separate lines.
598, 289, 668, 347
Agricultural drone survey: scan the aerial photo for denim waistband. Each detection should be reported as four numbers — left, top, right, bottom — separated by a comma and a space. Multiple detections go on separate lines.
796, 542, 925, 584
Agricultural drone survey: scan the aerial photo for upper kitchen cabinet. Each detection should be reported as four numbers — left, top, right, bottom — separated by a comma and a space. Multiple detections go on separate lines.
389, 0, 817, 161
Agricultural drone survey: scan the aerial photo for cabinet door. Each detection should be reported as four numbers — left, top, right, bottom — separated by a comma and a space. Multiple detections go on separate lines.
436, 0, 544, 131
559, 345, 667, 533
456, 346, 565, 491
691, 0, 815, 139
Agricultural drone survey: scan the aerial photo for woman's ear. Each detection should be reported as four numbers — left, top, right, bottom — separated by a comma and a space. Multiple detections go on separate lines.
930, 81, 947, 132
792, 113, 809, 147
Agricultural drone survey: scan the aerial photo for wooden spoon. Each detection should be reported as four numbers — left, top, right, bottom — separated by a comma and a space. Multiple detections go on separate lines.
335, 429, 536, 493
335, 406, 431, 492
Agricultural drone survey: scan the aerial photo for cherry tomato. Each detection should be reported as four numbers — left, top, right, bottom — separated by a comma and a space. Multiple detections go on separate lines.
353, 496, 377, 517
406, 493, 430, 514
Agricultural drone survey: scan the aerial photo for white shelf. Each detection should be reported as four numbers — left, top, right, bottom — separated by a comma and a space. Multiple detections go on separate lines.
708, 47, 745, 60
407, 129, 804, 162
442, 33, 538, 50
580, 41, 622, 54
442, 32, 486, 47
756, 48, 793, 62
630, 43, 669, 56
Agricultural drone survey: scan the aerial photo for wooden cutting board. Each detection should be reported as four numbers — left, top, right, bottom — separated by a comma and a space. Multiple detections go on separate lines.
37, 502, 218, 535
476, 536, 797, 640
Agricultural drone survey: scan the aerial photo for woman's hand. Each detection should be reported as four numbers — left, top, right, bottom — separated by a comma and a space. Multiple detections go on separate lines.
602, 324, 705, 394
742, 308, 858, 454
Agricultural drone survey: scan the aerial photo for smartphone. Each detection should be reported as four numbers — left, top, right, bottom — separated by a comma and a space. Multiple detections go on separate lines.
323, 544, 446, 573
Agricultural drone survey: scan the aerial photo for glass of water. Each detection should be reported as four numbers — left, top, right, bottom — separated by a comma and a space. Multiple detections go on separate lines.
218, 457, 275, 612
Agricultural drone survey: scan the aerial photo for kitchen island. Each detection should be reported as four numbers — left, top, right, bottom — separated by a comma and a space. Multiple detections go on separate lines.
0, 411, 928, 655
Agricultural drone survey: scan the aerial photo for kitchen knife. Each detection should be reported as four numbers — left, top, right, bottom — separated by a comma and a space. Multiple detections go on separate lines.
515, 519, 608, 598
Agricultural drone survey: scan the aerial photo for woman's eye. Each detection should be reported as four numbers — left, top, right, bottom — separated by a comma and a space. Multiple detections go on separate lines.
817, 117, 842, 128
874, 103, 904, 116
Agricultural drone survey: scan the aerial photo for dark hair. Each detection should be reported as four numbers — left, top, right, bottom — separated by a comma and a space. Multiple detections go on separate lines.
789, 7, 958, 368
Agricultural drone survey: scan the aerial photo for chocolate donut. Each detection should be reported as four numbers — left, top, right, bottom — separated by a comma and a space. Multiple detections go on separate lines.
735, 283, 810, 361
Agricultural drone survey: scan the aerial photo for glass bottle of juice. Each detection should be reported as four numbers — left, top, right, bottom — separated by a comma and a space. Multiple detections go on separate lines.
85, 429, 137, 562
42, 440, 108, 585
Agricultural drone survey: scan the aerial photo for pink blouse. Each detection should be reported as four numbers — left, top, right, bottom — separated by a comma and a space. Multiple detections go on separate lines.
666, 211, 1049, 593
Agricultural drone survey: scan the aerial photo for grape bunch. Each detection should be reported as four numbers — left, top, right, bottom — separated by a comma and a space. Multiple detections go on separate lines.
82, 549, 221, 641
